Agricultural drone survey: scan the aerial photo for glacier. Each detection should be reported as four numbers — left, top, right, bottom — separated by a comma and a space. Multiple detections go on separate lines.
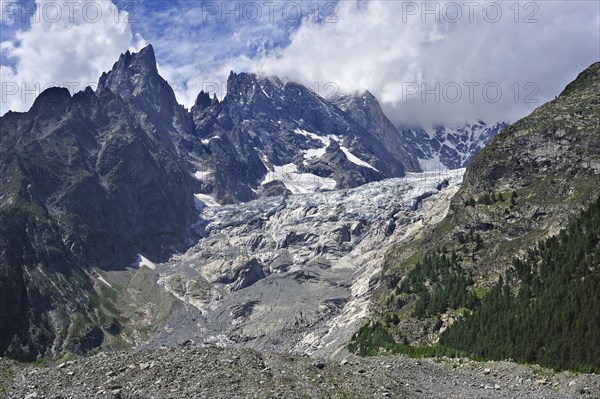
145, 168, 465, 356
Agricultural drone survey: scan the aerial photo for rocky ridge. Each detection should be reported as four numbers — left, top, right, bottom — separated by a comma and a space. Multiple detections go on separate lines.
0, 47, 197, 360
189, 73, 422, 204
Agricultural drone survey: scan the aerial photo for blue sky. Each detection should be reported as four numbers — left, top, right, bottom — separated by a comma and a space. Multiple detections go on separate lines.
1, 0, 599, 126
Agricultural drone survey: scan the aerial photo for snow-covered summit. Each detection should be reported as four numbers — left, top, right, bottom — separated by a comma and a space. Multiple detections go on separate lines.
398, 121, 508, 171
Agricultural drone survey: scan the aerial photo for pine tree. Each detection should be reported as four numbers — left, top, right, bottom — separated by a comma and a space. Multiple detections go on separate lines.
440, 195, 600, 373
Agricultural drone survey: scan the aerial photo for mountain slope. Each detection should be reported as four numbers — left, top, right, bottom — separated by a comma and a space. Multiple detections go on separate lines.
0, 47, 197, 360
398, 121, 508, 170
440, 195, 600, 372
364, 61, 600, 359
188, 73, 422, 204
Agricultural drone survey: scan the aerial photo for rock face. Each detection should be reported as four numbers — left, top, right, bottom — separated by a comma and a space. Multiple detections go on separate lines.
461, 63, 600, 195
0, 45, 196, 360
330, 91, 422, 172
398, 121, 508, 170
375, 61, 600, 345
189, 73, 422, 204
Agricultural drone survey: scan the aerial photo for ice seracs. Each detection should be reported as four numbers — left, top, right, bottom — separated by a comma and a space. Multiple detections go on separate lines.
155, 168, 466, 356
399, 121, 508, 170
260, 163, 336, 194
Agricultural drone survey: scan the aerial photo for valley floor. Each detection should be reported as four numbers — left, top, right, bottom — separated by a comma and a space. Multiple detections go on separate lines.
4, 346, 600, 398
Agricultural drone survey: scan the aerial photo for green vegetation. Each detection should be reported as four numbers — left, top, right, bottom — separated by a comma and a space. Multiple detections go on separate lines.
354, 196, 600, 373
395, 252, 478, 318
0, 364, 17, 394
348, 322, 479, 360
440, 196, 600, 373
464, 191, 515, 207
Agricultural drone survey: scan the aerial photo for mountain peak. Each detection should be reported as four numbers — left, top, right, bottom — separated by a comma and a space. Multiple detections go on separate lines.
113, 44, 157, 75
29, 86, 71, 114
193, 90, 219, 110
226, 71, 258, 94
98, 44, 158, 89
135, 44, 157, 68
98, 44, 159, 96
194, 91, 211, 109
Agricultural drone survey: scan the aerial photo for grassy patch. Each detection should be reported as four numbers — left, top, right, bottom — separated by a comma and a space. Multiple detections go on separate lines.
348, 322, 481, 360
0, 364, 17, 394
474, 287, 488, 300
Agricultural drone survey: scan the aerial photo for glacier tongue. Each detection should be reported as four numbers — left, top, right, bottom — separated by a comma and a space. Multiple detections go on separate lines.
150, 170, 465, 357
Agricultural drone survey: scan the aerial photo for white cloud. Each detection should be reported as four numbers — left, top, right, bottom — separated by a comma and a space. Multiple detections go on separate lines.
140, 2, 293, 110
2, 0, 597, 127
1, 0, 137, 115
253, 0, 600, 127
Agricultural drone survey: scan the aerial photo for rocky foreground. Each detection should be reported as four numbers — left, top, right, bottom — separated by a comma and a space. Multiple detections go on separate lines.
3, 346, 599, 399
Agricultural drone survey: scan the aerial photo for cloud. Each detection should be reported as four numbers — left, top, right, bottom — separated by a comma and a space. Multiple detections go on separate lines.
1, 0, 139, 115
253, 0, 600, 127
2, 0, 598, 127
135, 0, 305, 109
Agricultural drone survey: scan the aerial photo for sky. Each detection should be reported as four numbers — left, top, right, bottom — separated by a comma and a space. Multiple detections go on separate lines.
1, 0, 599, 127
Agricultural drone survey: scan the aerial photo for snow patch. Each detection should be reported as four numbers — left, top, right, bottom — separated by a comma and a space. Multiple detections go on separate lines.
194, 170, 211, 180
201, 136, 220, 145
194, 193, 221, 209
260, 163, 336, 194
295, 129, 332, 164
339, 146, 379, 171
295, 128, 378, 171
133, 254, 156, 270
304, 147, 328, 160
97, 275, 112, 288
294, 128, 331, 146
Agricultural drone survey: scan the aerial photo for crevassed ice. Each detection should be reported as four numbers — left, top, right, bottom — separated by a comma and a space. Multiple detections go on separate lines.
260, 163, 336, 194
